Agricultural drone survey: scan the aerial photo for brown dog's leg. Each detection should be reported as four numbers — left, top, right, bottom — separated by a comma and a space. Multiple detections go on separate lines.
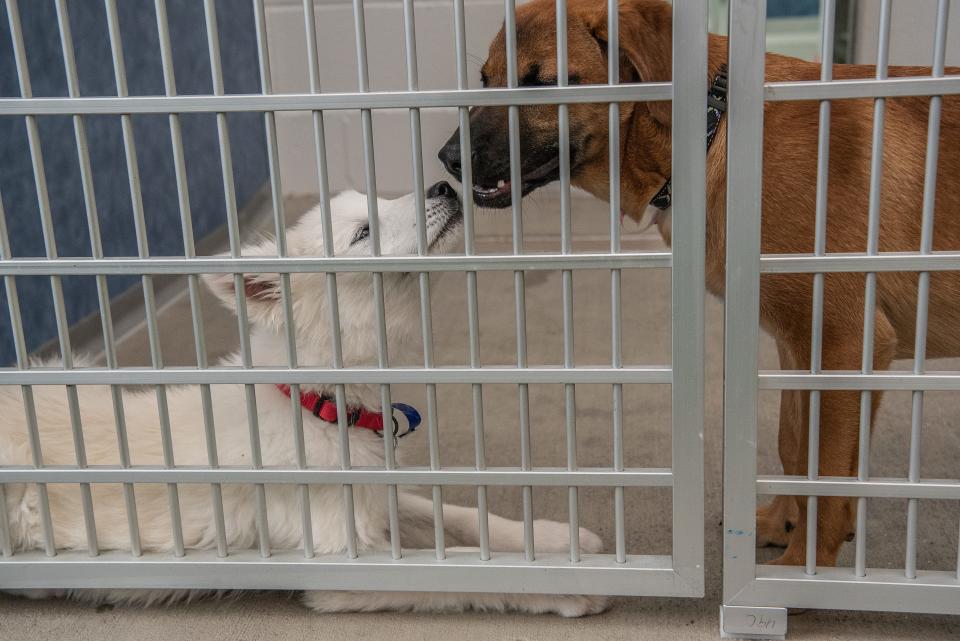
756, 397, 803, 547
757, 344, 804, 547
772, 309, 897, 567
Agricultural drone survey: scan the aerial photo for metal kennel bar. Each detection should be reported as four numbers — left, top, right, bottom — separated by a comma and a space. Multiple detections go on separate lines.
503, 0, 536, 563
722, 0, 959, 635
402, 0, 444, 561
299, 0, 361, 563
155, 0, 230, 559
0, 0, 704, 598
6, 0, 98, 559
252, 0, 314, 560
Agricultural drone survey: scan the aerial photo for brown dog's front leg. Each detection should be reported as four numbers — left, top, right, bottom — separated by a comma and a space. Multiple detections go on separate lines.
757, 342, 805, 548
756, 387, 803, 548
771, 392, 863, 567
772, 310, 896, 567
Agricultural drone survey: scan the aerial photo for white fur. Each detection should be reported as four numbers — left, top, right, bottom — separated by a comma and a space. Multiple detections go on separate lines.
0, 190, 608, 617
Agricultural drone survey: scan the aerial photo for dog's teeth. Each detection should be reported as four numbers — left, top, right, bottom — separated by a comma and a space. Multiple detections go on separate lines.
497, 180, 505, 189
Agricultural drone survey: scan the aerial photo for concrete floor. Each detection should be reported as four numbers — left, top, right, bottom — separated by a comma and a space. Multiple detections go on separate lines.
1, 193, 958, 640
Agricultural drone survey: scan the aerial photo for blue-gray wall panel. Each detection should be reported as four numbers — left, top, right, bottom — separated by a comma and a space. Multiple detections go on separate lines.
0, 0, 268, 363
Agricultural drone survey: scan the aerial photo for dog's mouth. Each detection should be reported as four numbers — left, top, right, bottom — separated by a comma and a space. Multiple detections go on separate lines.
471, 156, 561, 208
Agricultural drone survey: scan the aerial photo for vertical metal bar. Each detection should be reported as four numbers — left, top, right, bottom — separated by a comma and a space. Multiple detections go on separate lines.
555, 0, 580, 563
7, 0, 99, 556
504, 0, 534, 562
855, 0, 891, 578
453, 0, 490, 562
56, 0, 125, 559
201, 0, 270, 558
65, 0, 187, 559
0, 191, 55, 556
671, 0, 707, 592
352, 0, 401, 560
301, 0, 358, 560
722, 0, 766, 604
0, 485, 11, 557
607, 0, 626, 565
805, 0, 836, 576
905, 0, 949, 581
108, 0, 184, 557
154, 0, 228, 559
252, 0, 313, 559
401, 0, 445, 560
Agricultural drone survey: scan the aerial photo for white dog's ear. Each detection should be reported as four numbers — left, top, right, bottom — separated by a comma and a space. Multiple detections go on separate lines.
202, 270, 280, 312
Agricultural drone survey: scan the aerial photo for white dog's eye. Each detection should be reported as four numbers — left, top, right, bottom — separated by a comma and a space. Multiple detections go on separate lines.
351, 225, 370, 245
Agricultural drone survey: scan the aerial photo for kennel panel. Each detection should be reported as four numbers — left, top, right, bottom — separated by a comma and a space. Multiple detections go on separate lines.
0, 0, 705, 598
722, 0, 960, 636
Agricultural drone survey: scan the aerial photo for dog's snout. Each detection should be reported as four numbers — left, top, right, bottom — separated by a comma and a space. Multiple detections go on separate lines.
427, 181, 456, 201
438, 134, 462, 179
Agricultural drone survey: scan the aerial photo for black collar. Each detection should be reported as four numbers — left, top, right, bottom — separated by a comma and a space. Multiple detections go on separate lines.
649, 64, 728, 211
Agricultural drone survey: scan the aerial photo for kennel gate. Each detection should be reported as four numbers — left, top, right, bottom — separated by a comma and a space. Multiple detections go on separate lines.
0, 0, 706, 599
722, 0, 960, 637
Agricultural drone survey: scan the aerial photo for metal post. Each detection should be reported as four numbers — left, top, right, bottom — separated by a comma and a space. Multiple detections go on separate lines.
672, 0, 707, 595
722, 0, 771, 632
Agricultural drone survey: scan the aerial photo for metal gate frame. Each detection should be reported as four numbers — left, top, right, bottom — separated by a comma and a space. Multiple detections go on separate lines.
722, 0, 960, 637
0, 0, 705, 598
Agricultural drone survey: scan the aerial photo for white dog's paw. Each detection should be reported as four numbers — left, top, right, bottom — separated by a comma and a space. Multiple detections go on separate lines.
578, 527, 604, 554
552, 594, 611, 618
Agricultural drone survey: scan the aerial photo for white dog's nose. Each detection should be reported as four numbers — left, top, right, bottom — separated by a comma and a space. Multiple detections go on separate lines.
427, 181, 456, 200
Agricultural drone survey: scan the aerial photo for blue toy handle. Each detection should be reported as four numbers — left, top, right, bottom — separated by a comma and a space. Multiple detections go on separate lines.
391, 402, 421, 437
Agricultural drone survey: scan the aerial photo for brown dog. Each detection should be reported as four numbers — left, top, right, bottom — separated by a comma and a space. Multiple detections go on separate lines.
438, 0, 960, 567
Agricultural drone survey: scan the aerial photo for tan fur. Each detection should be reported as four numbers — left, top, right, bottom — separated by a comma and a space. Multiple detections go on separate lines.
478, 0, 960, 566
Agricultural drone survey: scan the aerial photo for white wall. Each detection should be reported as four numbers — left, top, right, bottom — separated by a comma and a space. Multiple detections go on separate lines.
265, 0, 960, 197
265, 0, 507, 196
854, 0, 960, 66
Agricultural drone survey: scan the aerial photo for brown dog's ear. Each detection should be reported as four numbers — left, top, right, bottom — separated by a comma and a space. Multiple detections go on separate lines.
584, 0, 673, 127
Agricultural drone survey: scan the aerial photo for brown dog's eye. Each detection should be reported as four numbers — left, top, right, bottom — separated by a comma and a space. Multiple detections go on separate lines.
480, 71, 489, 87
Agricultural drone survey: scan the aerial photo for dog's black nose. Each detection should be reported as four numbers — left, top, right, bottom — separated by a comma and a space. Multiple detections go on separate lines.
427, 181, 456, 200
438, 136, 462, 179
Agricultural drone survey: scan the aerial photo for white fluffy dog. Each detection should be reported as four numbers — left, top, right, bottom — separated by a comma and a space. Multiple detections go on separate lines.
0, 182, 607, 616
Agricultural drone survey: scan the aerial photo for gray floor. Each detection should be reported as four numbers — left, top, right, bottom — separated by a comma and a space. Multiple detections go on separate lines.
1, 194, 958, 640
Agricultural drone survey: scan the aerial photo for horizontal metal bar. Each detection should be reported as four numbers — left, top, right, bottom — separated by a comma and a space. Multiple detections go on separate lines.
0, 366, 672, 386
0, 465, 673, 487
759, 371, 960, 391
760, 251, 960, 273
730, 566, 960, 615
0, 253, 671, 276
0, 549, 689, 596
765, 75, 960, 101
757, 475, 960, 500
0, 83, 671, 116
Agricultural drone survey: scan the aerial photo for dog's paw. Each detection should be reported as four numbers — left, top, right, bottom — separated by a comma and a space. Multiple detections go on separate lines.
756, 503, 794, 548
552, 595, 610, 618
578, 527, 604, 554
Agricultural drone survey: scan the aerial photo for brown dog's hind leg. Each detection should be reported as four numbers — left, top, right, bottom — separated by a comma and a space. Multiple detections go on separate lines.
771, 309, 897, 567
